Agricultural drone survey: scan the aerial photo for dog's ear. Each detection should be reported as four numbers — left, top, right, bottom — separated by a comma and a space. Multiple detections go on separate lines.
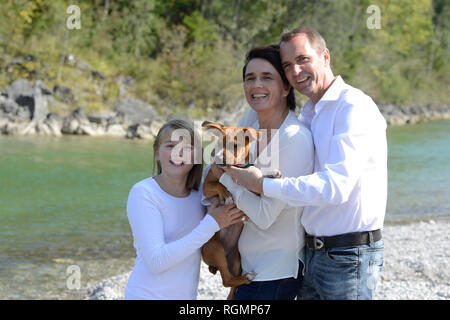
245, 127, 261, 141
202, 121, 224, 137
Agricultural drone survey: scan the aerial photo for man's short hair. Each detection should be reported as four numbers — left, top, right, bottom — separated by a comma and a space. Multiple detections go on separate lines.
280, 26, 327, 54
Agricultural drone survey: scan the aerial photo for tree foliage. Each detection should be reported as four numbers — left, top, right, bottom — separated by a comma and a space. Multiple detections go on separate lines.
0, 0, 448, 114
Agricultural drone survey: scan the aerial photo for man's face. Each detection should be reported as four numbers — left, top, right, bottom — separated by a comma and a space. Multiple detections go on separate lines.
280, 34, 330, 103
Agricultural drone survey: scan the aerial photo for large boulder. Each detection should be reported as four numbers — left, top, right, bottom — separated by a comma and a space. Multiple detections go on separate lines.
2, 121, 30, 135
32, 88, 49, 122
377, 103, 409, 125
7, 79, 34, 114
62, 108, 107, 136
35, 80, 53, 96
15, 105, 32, 122
88, 111, 116, 126
126, 123, 154, 139
0, 95, 19, 115
105, 123, 126, 137
4, 119, 58, 137
3, 79, 49, 122
113, 98, 157, 125
62, 108, 91, 134
44, 113, 63, 136
6, 79, 34, 101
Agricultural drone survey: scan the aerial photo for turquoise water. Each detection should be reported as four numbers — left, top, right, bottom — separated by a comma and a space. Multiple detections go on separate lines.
0, 136, 153, 299
0, 120, 449, 299
386, 120, 450, 221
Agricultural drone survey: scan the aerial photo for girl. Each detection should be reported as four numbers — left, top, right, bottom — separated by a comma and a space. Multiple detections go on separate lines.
125, 119, 244, 300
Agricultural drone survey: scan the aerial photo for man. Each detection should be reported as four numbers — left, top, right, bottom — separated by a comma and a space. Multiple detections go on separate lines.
211, 26, 387, 300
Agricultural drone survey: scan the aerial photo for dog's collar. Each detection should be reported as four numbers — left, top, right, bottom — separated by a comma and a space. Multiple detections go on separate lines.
216, 163, 254, 169
232, 163, 254, 169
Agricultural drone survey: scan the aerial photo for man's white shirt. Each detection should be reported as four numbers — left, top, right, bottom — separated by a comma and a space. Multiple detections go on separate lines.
255, 75, 388, 237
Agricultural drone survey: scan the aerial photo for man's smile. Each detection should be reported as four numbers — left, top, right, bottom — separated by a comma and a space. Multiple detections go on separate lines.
296, 76, 310, 84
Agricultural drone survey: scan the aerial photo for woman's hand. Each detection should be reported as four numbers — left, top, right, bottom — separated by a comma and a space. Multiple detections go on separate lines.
207, 198, 246, 229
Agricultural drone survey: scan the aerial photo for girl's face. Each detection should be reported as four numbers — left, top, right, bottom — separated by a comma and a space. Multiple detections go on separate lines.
155, 130, 195, 179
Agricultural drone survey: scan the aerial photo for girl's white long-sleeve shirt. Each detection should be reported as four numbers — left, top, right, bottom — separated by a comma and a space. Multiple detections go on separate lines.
124, 177, 219, 300
219, 110, 314, 281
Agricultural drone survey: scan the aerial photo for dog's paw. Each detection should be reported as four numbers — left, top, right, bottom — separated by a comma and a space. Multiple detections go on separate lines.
245, 271, 256, 282
208, 266, 218, 275
224, 196, 234, 205
263, 169, 282, 179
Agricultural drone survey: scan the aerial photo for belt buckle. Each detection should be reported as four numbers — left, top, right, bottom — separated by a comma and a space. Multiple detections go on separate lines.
314, 238, 324, 250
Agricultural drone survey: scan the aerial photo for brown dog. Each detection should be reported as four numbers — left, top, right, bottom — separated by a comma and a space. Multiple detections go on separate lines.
201, 121, 259, 300
201, 121, 282, 300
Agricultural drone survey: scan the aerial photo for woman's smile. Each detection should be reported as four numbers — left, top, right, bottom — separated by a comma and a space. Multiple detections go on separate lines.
244, 58, 288, 112
250, 92, 269, 103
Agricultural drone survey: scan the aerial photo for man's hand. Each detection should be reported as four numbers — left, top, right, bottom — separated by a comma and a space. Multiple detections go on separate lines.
223, 166, 264, 195
210, 164, 225, 180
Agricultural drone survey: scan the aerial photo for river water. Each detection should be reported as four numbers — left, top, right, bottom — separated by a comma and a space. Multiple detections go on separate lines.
0, 120, 449, 299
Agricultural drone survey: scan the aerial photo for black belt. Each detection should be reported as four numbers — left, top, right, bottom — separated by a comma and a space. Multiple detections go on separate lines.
305, 229, 382, 251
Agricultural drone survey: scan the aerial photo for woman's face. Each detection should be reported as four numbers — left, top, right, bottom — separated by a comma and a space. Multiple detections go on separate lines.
243, 58, 290, 113
155, 130, 194, 179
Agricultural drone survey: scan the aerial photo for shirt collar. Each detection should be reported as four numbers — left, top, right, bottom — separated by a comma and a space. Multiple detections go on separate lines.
319, 75, 345, 102
304, 75, 345, 115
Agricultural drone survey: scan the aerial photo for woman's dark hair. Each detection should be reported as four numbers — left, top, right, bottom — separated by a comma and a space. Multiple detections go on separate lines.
242, 45, 296, 111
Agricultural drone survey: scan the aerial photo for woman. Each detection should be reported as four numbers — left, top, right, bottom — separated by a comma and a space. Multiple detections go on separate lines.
125, 119, 244, 299
211, 45, 314, 299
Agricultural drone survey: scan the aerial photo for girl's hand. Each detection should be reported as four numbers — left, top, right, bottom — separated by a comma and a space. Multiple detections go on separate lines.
207, 198, 246, 229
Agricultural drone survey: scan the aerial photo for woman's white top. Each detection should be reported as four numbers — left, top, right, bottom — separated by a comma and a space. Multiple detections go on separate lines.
219, 110, 314, 281
125, 177, 219, 300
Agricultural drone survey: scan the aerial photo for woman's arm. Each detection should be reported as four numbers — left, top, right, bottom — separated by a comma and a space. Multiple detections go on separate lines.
220, 173, 285, 229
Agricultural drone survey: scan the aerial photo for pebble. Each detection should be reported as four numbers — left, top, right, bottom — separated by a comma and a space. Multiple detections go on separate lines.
86, 220, 450, 300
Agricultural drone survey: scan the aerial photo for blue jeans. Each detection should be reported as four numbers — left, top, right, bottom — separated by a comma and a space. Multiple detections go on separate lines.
298, 239, 384, 300
233, 260, 304, 300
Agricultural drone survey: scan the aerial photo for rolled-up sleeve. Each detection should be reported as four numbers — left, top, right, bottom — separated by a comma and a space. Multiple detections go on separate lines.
263, 102, 384, 207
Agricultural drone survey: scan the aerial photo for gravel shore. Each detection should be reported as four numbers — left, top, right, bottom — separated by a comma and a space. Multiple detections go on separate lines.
85, 219, 449, 300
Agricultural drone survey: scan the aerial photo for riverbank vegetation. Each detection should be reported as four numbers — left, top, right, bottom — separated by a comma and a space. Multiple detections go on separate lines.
0, 0, 449, 117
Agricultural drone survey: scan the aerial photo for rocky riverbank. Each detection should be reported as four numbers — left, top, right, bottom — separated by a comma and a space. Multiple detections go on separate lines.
1, 79, 449, 140
84, 219, 449, 300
